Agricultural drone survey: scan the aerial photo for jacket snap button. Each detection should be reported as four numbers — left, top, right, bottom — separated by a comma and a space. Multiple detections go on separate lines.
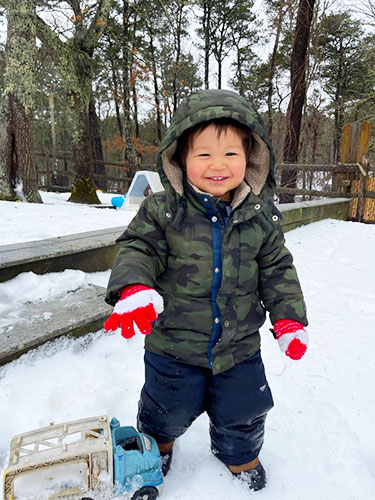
166, 212, 171, 218
225, 269, 231, 277
211, 216, 218, 222
255, 204, 261, 210
272, 215, 279, 221
224, 320, 230, 328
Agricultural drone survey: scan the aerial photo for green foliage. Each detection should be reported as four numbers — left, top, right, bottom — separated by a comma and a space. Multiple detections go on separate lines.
206, 0, 257, 87
0, 192, 18, 201
160, 51, 203, 118
313, 11, 375, 158
68, 176, 100, 203
230, 54, 268, 109
317, 12, 369, 102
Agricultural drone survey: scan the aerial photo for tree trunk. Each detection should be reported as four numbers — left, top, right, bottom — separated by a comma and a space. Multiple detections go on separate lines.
203, 0, 211, 89
312, 119, 319, 163
333, 41, 343, 163
12, 97, 39, 201
122, 0, 136, 164
67, 56, 100, 204
109, 39, 123, 138
0, 99, 14, 200
89, 96, 107, 191
131, 15, 140, 138
131, 79, 139, 138
172, 5, 183, 113
149, 33, 162, 142
267, 4, 284, 139
217, 58, 222, 89
68, 105, 99, 203
0, 0, 41, 203
280, 0, 316, 204
49, 91, 56, 158
234, 48, 245, 96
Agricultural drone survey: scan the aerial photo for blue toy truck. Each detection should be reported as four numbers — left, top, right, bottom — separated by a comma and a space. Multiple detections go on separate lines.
3, 415, 163, 500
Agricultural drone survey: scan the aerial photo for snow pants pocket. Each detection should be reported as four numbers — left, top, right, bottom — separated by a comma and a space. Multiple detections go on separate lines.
137, 350, 273, 465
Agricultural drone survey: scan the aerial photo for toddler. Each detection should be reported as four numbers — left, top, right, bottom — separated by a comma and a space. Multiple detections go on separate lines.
105, 89, 308, 491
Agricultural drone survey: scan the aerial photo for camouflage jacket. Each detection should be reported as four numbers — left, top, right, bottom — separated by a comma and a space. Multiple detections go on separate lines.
106, 90, 307, 375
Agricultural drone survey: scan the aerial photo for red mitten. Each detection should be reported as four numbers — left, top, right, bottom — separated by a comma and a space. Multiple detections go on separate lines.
104, 284, 164, 339
273, 319, 308, 360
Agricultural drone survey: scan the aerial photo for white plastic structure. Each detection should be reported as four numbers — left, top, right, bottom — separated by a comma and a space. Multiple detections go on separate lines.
121, 170, 164, 211
3, 415, 113, 499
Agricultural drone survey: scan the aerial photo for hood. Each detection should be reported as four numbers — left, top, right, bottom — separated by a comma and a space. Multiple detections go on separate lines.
156, 90, 276, 224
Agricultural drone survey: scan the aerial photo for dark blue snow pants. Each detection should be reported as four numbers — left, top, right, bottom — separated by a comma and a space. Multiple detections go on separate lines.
137, 350, 274, 466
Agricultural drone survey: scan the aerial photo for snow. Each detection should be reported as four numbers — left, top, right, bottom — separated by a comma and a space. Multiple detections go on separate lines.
0, 191, 136, 245
1, 195, 375, 499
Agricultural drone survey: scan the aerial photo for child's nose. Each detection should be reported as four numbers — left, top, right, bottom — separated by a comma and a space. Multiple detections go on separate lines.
211, 156, 226, 169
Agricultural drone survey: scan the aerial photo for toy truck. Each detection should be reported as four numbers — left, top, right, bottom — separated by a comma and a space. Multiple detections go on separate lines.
3, 415, 163, 500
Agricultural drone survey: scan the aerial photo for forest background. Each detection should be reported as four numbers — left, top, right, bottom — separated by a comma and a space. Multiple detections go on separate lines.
0, 0, 374, 204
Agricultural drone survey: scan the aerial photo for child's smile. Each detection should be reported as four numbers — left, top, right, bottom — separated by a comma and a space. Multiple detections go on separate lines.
206, 176, 228, 182
185, 124, 247, 201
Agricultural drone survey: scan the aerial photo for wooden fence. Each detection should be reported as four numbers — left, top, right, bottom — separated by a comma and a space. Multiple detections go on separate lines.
276, 161, 375, 223
35, 151, 375, 223
35, 151, 155, 194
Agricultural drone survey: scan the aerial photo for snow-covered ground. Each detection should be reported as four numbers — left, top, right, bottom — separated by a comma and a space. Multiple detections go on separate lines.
0, 191, 136, 244
0, 195, 375, 500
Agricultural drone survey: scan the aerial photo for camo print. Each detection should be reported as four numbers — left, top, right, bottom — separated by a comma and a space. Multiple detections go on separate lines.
105, 90, 307, 375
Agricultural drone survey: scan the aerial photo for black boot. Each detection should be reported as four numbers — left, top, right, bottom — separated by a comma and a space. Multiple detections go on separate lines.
233, 461, 266, 491
160, 449, 173, 476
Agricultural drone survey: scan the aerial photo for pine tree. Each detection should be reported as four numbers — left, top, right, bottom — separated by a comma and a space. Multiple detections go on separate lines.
0, 0, 41, 202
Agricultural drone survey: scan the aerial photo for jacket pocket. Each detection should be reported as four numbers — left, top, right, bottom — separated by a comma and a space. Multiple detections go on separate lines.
235, 294, 266, 333
156, 290, 212, 334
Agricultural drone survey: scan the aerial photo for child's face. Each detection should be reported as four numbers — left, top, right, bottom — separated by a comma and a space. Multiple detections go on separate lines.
185, 124, 246, 201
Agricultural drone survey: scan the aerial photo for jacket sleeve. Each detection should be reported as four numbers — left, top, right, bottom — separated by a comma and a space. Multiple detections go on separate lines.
256, 218, 308, 326
105, 195, 168, 306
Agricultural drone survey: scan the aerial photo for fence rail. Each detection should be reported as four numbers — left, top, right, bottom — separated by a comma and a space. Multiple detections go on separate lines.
34, 150, 156, 193
34, 151, 375, 222
276, 162, 375, 173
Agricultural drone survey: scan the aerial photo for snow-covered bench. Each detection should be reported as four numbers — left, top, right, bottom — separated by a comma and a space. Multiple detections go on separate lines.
0, 284, 111, 365
0, 227, 124, 284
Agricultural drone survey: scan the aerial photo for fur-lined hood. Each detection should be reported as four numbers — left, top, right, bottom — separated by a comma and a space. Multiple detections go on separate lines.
157, 90, 275, 208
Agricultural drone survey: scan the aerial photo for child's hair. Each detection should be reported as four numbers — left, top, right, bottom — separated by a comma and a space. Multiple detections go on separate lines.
174, 117, 254, 169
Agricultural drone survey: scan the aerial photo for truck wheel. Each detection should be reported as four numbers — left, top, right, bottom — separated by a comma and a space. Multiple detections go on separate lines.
131, 486, 158, 500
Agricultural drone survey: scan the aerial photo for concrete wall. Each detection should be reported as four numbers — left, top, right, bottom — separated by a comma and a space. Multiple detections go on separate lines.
279, 198, 351, 232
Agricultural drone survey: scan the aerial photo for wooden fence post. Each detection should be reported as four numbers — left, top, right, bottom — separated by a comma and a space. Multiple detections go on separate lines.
355, 122, 370, 222
357, 122, 370, 163
340, 124, 352, 163
336, 124, 352, 192
339, 122, 370, 222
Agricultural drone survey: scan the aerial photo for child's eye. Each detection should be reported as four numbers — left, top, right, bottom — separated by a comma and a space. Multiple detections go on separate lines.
198, 153, 210, 157
226, 152, 237, 156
